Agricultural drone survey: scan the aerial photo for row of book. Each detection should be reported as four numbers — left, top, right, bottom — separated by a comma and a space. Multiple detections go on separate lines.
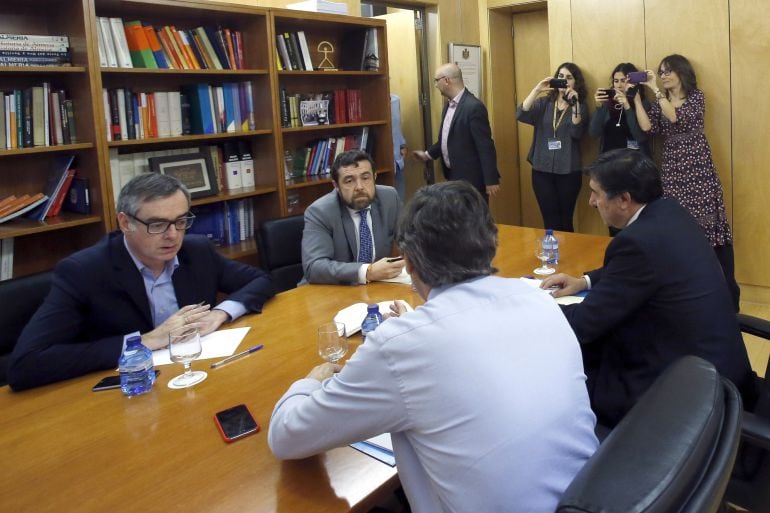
0, 155, 90, 225
189, 199, 257, 246
0, 33, 71, 67
0, 85, 76, 149
0, 238, 12, 281
108, 142, 256, 203
103, 82, 255, 141
286, 128, 372, 179
274, 31, 313, 71
96, 17, 245, 70
280, 88, 363, 128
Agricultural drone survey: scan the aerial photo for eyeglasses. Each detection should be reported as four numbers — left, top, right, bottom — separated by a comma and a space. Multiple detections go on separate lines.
128, 213, 195, 234
658, 69, 672, 77
433, 75, 447, 84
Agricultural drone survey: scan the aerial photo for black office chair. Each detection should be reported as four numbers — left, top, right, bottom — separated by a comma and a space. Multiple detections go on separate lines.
557, 356, 742, 513
256, 215, 304, 293
724, 313, 770, 511
0, 271, 52, 386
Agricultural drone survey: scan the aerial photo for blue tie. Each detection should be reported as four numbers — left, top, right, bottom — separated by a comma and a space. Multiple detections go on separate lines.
358, 209, 373, 263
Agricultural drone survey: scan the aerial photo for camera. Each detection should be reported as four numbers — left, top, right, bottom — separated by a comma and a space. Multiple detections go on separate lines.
601, 88, 616, 100
627, 71, 648, 84
563, 94, 577, 106
549, 78, 568, 89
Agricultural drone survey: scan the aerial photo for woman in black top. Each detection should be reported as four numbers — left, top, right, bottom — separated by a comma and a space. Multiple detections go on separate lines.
589, 62, 650, 235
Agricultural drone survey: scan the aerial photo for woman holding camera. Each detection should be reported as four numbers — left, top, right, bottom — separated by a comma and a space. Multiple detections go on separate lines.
635, 53, 740, 310
517, 62, 588, 232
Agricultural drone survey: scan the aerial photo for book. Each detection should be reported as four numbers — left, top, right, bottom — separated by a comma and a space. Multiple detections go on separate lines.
240, 81, 254, 131
156, 27, 182, 69
222, 141, 242, 190
26, 154, 75, 220
109, 17, 133, 68
194, 27, 222, 70
0, 237, 12, 280
283, 33, 301, 70
0, 194, 48, 224
275, 34, 292, 71
63, 177, 90, 214
46, 168, 76, 217
98, 17, 118, 68
64, 99, 76, 143
168, 91, 183, 137
238, 141, 255, 187
123, 20, 157, 69
154, 91, 171, 138
141, 23, 169, 69
0, 94, 5, 149
296, 31, 314, 71
363, 28, 379, 71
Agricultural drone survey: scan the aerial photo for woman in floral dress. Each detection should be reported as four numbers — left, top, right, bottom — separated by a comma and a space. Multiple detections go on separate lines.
635, 54, 739, 310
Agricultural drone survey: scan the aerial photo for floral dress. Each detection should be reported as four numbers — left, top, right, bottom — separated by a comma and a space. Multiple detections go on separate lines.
648, 89, 732, 247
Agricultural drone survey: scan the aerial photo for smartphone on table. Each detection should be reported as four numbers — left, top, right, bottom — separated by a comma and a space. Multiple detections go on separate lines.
215, 404, 260, 442
92, 370, 160, 392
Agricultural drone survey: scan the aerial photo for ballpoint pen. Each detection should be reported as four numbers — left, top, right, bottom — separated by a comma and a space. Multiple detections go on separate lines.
210, 344, 264, 369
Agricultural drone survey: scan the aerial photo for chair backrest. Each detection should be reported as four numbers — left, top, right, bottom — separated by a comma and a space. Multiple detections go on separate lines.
256, 215, 304, 293
0, 271, 53, 386
556, 355, 742, 513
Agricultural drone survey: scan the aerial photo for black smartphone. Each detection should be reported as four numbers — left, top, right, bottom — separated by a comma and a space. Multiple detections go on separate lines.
549, 78, 568, 89
92, 370, 160, 392
215, 404, 260, 443
601, 88, 616, 99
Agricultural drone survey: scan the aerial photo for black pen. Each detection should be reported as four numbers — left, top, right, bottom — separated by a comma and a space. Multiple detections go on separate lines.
386, 256, 404, 263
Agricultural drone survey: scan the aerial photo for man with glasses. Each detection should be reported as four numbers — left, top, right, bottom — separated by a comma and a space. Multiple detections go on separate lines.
301, 150, 403, 285
8, 173, 274, 390
413, 62, 500, 200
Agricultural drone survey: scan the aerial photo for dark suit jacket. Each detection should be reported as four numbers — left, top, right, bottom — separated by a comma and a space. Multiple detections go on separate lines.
561, 197, 753, 427
301, 185, 401, 284
8, 232, 274, 390
427, 89, 500, 194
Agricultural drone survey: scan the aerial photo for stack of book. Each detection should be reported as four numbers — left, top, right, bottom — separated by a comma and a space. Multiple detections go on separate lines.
96, 17, 245, 70
279, 88, 362, 128
0, 33, 71, 67
102, 82, 255, 142
188, 198, 256, 246
287, 127, 371, 179
0, 85, 76, 149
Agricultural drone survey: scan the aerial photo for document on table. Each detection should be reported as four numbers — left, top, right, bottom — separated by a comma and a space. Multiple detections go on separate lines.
350, 433, 396, 467
519, 277, 588, 305
151, 327, 251, 366
334, 300, 414, 335
381, 266, 412, 285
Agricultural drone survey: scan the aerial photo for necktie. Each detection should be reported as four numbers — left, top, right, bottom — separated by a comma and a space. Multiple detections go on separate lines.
358, 209, 373, 263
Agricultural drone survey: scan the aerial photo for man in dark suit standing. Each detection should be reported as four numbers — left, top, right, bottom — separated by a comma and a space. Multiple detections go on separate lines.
542, 149, 754, 428
413, 63, 500, 199
8, 173, 275, 390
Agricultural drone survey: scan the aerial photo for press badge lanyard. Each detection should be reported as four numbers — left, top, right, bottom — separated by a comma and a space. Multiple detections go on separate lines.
549, 101, 568, 150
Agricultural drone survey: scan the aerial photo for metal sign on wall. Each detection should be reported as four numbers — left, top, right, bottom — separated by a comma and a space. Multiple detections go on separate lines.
448, 43, 482, 98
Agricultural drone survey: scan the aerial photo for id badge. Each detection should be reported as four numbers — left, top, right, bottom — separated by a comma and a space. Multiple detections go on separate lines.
547, 138, 562, 151
626, 139, 640, 150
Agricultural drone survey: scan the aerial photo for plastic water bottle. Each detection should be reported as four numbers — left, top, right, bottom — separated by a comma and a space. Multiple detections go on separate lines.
543, 229, 559, 265
119, 336, 156, 397
361, 304, 384, 343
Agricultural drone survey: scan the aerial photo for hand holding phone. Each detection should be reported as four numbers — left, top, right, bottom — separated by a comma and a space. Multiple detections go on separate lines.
215, 404, 260, 442
627, 71, 648, 84
549, 78, 568, 89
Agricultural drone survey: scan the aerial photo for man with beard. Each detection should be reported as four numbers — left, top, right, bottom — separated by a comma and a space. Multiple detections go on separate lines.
301, 150, 404, 284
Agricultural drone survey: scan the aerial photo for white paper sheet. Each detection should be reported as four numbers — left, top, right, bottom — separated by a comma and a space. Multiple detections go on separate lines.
152, 327, 251, 366
518, 277, 586, 305
350, 433, 395, 467
334, 300, 414, 335
381, 266, 412, 285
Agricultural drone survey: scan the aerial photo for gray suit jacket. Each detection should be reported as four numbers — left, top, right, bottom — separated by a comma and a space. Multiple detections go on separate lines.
301, 185, 401, 284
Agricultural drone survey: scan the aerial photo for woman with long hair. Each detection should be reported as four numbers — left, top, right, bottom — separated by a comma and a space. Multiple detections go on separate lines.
635, 54, 740, 310
517, 62, 589, 232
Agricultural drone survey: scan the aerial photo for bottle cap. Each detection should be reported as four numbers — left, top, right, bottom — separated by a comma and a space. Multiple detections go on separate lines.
126, 335, 142, 348
545, 228, 554, 235
366, 304, 380, 313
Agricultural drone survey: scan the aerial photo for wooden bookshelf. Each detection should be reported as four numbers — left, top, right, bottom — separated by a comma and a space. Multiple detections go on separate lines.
0, 0, 392, 278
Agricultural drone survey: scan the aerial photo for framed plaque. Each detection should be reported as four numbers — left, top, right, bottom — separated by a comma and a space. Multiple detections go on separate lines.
448, 43, 482, 98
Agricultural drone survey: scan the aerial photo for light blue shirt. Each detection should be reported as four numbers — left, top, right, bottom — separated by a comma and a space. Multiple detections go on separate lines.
390, 94, 406, 171
269, 275, 598, 513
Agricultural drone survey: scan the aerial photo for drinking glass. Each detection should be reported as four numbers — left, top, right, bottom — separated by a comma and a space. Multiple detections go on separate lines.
168, 324, 207, 388
317, 321, 348, 364
534, 241, 555, 276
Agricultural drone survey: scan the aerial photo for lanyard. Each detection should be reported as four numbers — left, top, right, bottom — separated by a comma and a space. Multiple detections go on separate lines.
552, 101, 568, 137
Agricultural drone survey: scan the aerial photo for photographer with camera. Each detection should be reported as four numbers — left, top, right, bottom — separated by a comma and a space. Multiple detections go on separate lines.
589, 63, 651, 236
517, 62, 588, 232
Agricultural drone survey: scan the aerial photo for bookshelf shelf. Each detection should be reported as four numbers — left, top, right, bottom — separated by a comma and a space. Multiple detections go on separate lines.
191, 186, 278, 207
100, 68, 270, 76
0, 66, 87, 74
0, 214, 102, 240
0, 143, 95, 157
285, 175, 333, 190
277, 70, 384, 77
217, 239, 257, 260
106, 130, 273, 148
282, 121, 388, 134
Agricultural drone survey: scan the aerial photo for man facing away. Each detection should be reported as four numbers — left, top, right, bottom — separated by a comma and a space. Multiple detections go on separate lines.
413, 62, 500, 200
301, 149, 404, 284
270, 181, 598, 513
8, 173, 275, 390
543, 149, 754, 427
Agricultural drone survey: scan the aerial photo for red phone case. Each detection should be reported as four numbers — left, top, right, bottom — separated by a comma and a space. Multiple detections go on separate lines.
214, 404, 260, 443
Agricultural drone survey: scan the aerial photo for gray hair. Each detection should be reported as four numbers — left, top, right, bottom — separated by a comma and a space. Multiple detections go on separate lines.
396, 181, 497, 288
117, 173, 191, 216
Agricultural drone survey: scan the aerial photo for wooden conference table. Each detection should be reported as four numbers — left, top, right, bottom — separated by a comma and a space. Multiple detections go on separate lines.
0, 225, 608, 513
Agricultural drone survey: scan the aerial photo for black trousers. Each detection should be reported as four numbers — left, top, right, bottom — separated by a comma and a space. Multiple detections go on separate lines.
531, 170, 582, 232
714, 243, 741, 312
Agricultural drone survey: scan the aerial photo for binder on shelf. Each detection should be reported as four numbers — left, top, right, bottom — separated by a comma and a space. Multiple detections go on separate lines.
109, 17, 133, 68
183, 83, 215, 135
222, 141, 242, 190
63, 177, 90, 214
98, 17, 119, 67
296, 31, 313, 71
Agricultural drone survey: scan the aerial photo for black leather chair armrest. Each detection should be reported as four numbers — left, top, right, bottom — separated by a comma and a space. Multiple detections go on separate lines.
738, 313, 770, 340
742, 411, 770, 451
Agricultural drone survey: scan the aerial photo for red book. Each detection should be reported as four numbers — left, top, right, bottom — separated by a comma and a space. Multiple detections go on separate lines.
46, 168, 76, 218
147, 93, 158, 138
